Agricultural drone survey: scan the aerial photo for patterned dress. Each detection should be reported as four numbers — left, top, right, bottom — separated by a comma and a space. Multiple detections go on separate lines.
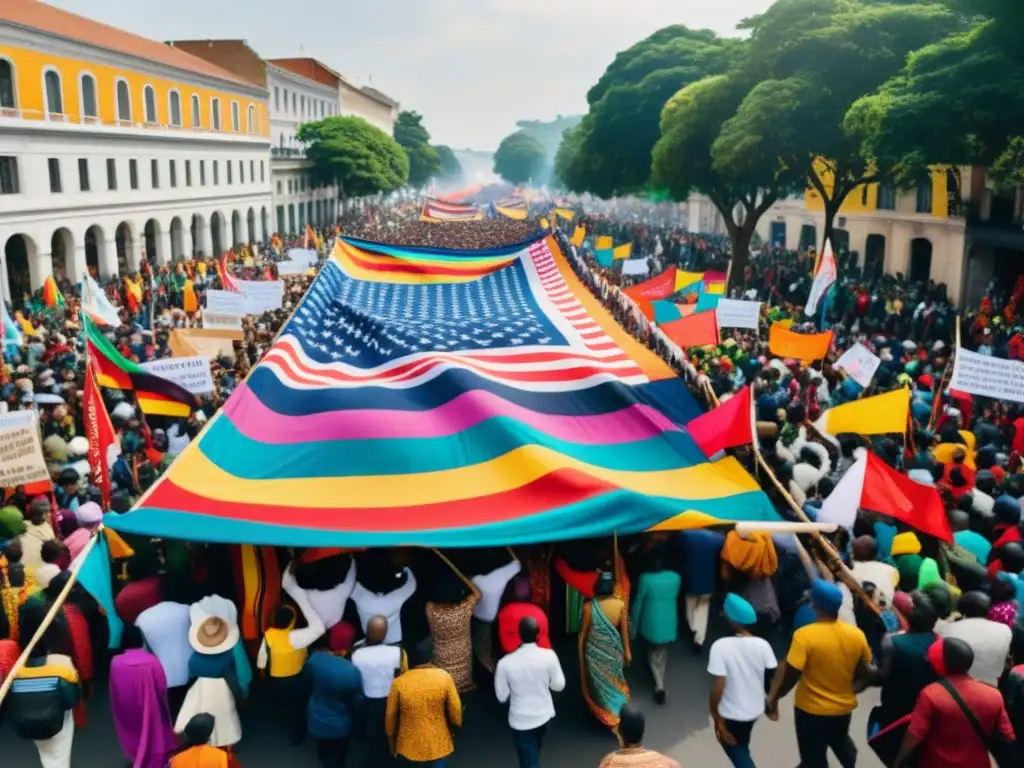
426, 594, 479, 692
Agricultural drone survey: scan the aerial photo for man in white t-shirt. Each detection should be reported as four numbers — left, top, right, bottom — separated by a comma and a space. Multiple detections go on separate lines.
707, 593, 778, 767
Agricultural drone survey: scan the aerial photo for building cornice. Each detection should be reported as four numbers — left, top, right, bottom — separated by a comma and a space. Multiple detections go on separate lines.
0, 115, 270, 146
266, 64, 338, 98
0, 22, 269, 100
0, 191, 274, 224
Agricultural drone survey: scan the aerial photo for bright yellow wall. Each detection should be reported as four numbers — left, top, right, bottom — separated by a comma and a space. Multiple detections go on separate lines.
0, 43, 269, 136
803, 160, 950, 218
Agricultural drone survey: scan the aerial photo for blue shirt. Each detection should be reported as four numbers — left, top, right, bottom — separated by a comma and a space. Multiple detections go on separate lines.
678, 530, 724, 596
306, 651, 364, 739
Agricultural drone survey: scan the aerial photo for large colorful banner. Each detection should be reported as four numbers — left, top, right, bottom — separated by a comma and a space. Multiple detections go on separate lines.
421, 199, 483, 222
111, 235, 777, 546
768, 324, 833, 362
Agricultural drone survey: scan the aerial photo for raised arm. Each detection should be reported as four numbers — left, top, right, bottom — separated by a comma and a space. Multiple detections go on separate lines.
433, 549, 482, 603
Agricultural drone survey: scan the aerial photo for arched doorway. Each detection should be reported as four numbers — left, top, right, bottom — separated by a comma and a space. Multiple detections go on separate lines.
247, 208, 256, 245
115, 221, 133, 275
287, 204, 296, 234
831, 228, 850, 256
143, 218, 160, 265
169, 217, 184, 261
50, 228, 73, 282
261, 207, 269, 244
231, 210, 242, 248
210, 211, 224, 255
191, 213, 206, 257
3, 234, 34, 301
864, 234, 886, 282
910, 238, 933, 283
799, 224, 817, 252
84, 225, 103, 278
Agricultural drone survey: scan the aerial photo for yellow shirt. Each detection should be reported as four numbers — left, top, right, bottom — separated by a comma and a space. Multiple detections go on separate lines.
385, 666, 462, 762
787, 620, 871, 716
264, 628, 307, 678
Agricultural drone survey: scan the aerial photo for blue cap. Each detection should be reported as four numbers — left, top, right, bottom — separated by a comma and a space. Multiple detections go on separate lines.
724, 593, 757, 626
810, 579, 844, 615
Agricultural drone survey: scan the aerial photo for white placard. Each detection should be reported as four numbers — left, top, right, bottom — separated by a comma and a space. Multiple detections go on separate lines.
835, 342, 882, 389
0, 411, 50, 487
206, 289, 245, 316
622, 259, 649, 276
715, 299, 762, 330
286, 248, 318, 266
141, 355, 214, 395
202, 311, 243, 333
275, 260, 307, 276
951, 347, 1024, 404
238, 280, 284, 314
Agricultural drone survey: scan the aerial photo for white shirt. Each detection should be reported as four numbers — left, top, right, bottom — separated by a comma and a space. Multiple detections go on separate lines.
283, 560, 356, 630
494, 642, 566, 731
850, 560, 899, 608
939, 617, 1012, 686
351, 644, 404, 699
351, 568, 417, 645
707, 635, 778, 722
471, 560, 522, 622
136, 602, 192, 688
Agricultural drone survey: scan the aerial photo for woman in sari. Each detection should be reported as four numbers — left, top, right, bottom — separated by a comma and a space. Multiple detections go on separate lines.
579, 570, 631, 729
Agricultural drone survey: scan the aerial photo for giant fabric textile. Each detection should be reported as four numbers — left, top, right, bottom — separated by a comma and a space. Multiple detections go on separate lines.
110, 234, 778, 546
421, 198, 483, 222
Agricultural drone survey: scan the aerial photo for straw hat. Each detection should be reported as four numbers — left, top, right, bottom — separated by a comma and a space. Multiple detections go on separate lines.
188, 615, 239, 656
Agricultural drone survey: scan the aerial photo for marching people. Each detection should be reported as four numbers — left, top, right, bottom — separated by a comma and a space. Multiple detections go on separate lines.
385, 644, 463, 766
351, 615, 406, 767
629, 553, 681, 704
305, 623, 364, 768
597, 702, 680, 768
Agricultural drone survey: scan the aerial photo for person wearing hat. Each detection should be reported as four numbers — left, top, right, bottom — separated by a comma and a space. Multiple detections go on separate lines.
766, 579, 873, 768
707, 593, 777, 767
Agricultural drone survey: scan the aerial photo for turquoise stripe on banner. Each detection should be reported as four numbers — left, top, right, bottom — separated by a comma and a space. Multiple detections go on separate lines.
695, 290, 721, 313
676, 280, 701, 298
110, 488, 780, 548
201, 413, 710, 479
652, 301, 682, 325
595, 248, 614, 267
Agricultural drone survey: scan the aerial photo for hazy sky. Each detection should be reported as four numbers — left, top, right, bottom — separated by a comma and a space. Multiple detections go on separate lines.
48, 0, 773, 149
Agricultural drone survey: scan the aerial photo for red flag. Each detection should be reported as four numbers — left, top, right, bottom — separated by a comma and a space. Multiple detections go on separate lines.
661, 310, 718, 349
84, 358, 115, 508
860, 453, 953, 542
686, 386, 753, 457
625, 267, 677, 302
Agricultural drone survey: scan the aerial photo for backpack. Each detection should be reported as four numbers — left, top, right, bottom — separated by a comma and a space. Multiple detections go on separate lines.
8, 676, 67, 740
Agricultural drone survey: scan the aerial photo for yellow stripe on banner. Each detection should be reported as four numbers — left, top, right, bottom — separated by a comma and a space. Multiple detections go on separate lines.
137, 397, 191, 418
554, 208, 575, 221
339, 241, 512, 271
706, 283, 725, 295
674, 271, 704, 292
332, 241, 515, 285
646, 510, 736, 532
496, 206, 528, 220
168, 444, 759, 509
613, 244, 632, 261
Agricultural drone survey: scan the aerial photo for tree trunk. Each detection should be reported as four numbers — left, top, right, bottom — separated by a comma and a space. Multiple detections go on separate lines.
728, 224, 755, 292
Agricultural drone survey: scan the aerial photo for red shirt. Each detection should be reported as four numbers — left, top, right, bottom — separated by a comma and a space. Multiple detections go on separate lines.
908, 675, 1015, 767
497, 603, 551, 654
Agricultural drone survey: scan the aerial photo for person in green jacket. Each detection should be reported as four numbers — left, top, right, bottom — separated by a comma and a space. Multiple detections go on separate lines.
630, 554, 682, 704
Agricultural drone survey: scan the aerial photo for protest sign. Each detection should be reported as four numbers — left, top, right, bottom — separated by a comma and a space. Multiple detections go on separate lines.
238, 280, 284, 314
835, 342, 882, 388
142, 355, 215, 394
622, 259, 649, 276
0, 411, 50, 487
206, 289, 245, 315
275, 260, 307, 276
202, 310, 243, 333
715, 299, 761, 330
286, 248, 318, 266
951, 347, 1024, 403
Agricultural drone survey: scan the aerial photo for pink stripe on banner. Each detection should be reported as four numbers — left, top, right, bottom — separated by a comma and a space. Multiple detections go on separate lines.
225, 384, 681, 445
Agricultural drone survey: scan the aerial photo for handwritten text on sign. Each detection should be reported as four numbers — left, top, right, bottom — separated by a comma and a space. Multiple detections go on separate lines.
206, 289, 245, 316
835, 342, 882, 389
141, 356, 215, 395
951, 347, 1024, 404
0, 411, 50, 487
202, 311, 243, 333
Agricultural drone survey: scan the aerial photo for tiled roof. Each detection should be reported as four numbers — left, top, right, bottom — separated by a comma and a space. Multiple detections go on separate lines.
1, 0, 254, 87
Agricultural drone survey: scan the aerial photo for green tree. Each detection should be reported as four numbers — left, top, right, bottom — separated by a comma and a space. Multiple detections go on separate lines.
556, 26, 741, 197
493, 132, 546, 185
846, 0, 1024, 185
394, 110, 442, 188
513, 115, 582, 184
651, 74, 802, 281
433, 145, 464, 185
717, 0, 960, 248
297, 116, 409, 198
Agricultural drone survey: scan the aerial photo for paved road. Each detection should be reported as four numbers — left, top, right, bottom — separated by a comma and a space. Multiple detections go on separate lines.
0, 628, 883, 767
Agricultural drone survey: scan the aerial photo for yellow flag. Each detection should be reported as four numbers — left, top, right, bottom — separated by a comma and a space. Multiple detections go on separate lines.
571, 226, 586, 247
674, 271, 704, 292
554, 208, 575, 221
706, 282, 725, 295
817, 388, 910, 437
595, 235, 613, 250
613, 243, 632, 260
539, 217, 550, 229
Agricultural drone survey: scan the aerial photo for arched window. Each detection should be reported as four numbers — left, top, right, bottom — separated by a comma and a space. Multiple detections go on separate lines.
44, 69, 63, 115
190, 94, 200, 127
168, 90, 181, 127
115, 79, 131, 122
211, 97, 221, 130
79, 73, 97, 119
247, 104, 255, 133
143, 84, 157, 123
0, 59, 16, 111
230, 100, 240, 132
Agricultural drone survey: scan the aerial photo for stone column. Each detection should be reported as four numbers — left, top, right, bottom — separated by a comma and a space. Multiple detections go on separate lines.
192, 222, 210, 258
101, 240, 120, 280
155, 229, 172, 265
69, 243, 89, 284
28, 249, 52, 292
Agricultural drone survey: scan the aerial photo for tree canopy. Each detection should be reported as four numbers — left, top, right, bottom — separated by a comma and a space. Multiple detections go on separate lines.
433, 145, 464, 185
394, 110, 442, 188
493, 132, 546, 185
297, 116, 409, 197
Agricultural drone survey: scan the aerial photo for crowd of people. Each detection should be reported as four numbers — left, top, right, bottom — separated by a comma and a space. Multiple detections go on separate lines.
0, 198, 1024, 768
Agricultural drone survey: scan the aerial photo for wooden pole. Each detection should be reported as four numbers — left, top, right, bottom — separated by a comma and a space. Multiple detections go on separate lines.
0, 531, 101, 705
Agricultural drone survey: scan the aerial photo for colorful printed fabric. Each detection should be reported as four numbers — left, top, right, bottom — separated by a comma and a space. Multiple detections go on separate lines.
110, 235, 777, 547
582, 600, 629, 727
421, 199, 483, 222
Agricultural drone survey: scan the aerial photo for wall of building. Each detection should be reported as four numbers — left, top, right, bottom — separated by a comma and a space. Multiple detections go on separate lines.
270, 159, 337, 236
267, 65, 339, 153
339, 81, 396, 134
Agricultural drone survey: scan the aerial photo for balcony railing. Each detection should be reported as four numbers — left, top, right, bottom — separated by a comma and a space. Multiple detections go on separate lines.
0, 107, 265, 137
271, 147, 305, 158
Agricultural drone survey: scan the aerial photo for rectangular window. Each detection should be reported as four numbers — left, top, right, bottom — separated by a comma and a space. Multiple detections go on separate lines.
151, 158, 159, 189
250, 159, 255, 183
877, 184, 896, 211
283, 89, 288, 112
200, 160, 206, 186
169, 159, 177, 188
231, 101, 240, 132
916, 181, 933, 214
0, 156, 19, 194
292, 93, 296, 113
48, 158, 62, 193
277, 180, 282, 194
260, 161, 265, 182
239, 160, 244, 184
227, 160, 232, 185
129, 159, 138, 190
78, 158, 90, 192
106, 158, 117, 190
185, 159, 192, 187
274, 86, 280, 111
213, 161, 219, 185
